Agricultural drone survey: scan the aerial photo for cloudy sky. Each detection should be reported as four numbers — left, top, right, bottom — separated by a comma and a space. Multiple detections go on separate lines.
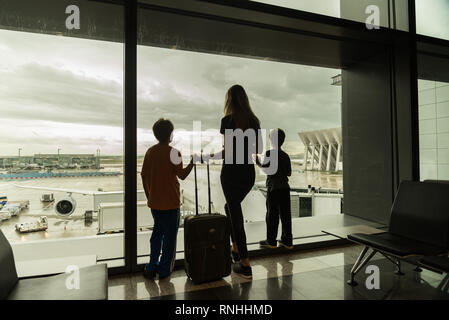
1, 0, 447, 157
137, 45, 342, 156
0, 28, 341, 157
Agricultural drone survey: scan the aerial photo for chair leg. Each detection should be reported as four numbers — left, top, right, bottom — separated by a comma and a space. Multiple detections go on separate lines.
441, 274, 449, 293
347, 246, 369, 286
379, 252, 405, 275
354, 250, 378, 276
395, 260, 405, 275
347, 246, 377, 286
437, 274, 449, 291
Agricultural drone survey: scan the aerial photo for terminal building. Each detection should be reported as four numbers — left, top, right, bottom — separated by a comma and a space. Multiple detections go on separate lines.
0, 153, 101, 169
299, 128, 343, 172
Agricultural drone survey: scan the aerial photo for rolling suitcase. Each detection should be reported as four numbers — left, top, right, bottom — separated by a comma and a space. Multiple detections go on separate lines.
184, 160, 231, 284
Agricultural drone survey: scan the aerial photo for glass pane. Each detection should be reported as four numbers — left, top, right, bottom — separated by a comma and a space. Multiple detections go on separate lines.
416, 0, 449, 40
137, 8, 343, 267
418, 79, 449, 181
0, 1, 125, 275
252, 0, 400, 29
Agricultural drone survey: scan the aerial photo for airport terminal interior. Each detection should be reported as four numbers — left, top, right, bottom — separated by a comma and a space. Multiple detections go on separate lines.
1, 0, 449, 301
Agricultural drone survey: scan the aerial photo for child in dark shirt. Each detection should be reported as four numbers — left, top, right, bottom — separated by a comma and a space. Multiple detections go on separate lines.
256, 128, 293, 249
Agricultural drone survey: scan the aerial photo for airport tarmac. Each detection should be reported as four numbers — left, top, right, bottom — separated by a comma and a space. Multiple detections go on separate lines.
0, 163, 342, 243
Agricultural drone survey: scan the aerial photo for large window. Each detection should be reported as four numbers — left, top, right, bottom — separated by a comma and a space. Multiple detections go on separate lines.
418, 79, 449, 181
136, 36, 342, 264
1, 0, 434, 277
0, 2, 125, 275
416, 0, 449, 40
252, 0, 409, 30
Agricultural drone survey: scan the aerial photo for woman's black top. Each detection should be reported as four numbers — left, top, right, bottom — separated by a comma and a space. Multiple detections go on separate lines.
220, 115, 261, 178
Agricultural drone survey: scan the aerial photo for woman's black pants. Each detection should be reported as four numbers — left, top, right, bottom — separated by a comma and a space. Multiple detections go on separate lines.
220, 165, 255, 260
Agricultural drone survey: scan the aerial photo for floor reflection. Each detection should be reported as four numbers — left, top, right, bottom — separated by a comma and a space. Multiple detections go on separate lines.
107, 244, 449, 300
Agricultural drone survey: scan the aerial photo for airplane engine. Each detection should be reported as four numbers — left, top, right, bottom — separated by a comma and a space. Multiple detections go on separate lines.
55, 195, 76, 217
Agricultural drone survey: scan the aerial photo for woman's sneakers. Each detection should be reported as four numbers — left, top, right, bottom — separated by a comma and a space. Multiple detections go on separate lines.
231, 250, 241, 263
232, 263, 252, 279
259, 240, 277, 249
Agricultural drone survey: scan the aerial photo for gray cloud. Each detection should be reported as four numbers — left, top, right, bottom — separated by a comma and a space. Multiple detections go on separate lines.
0, 29, 342, 156
2, 1, 448, 158
0, 62, 123, 127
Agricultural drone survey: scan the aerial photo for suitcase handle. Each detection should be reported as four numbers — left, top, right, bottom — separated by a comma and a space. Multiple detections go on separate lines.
194, 162, 199, 216
206, 152, 211, 214
193, 151, 212, 216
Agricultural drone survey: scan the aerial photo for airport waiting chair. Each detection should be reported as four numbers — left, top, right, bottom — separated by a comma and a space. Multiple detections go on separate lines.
420, 256, 449, 274
346, 181, 449, 286
0, 230, 108, 300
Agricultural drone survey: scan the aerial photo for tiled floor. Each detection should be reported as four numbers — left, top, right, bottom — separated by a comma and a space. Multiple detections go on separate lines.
136, 214, 385, 265
108, 244, 449, 300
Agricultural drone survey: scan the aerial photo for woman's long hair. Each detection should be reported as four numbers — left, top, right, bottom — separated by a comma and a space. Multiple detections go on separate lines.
224, 85, 260, 130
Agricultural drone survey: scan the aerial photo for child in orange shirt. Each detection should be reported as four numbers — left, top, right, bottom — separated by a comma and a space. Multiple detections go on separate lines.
141, 118, 194, 279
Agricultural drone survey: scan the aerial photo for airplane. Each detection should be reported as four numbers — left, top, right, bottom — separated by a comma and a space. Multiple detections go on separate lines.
14, 185, 102, 218
14, 184, 146, 219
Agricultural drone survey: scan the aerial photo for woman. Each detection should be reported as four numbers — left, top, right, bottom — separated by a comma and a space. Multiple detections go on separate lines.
207, 84, 262, 279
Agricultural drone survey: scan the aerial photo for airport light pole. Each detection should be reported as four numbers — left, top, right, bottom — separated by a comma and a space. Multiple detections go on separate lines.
96, 148, 101, 169
18, 148, 22, 167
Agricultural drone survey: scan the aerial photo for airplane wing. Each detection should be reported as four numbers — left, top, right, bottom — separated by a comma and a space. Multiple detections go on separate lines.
14, 184, 103, 196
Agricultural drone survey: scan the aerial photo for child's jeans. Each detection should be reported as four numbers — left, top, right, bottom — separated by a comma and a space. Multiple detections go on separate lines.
266, 188, 292, 245
147, 208, 180, 277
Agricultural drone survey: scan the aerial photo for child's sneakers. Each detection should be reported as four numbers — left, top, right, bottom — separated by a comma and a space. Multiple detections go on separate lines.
259, 240, 277, 249
158, 272, 171, 280
278, 240, 293, 250
144, 261, 171, 280
143, 264, 157, 280
156, 262, 172, 279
